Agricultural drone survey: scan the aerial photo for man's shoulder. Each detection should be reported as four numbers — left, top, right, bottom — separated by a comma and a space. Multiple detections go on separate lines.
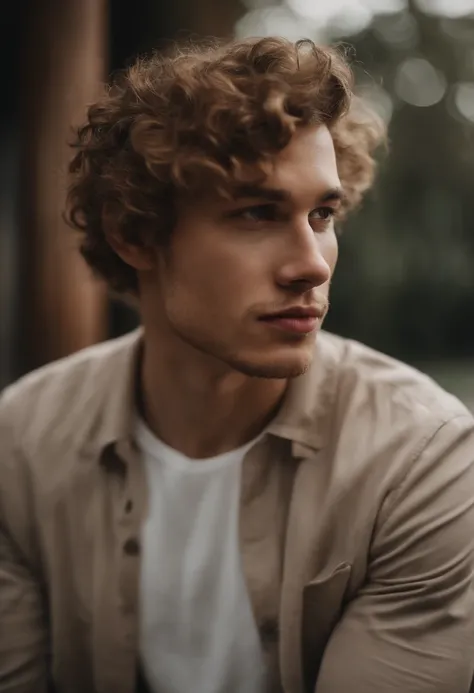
0, 330, 140, 450
311, 333, 474, 498
320, 331, 472, 425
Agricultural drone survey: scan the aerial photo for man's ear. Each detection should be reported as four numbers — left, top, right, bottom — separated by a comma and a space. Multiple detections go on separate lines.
102, 206, 155, 271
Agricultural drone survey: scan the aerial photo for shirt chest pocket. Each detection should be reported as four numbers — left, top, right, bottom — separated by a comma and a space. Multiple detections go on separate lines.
301, 562, 352, 692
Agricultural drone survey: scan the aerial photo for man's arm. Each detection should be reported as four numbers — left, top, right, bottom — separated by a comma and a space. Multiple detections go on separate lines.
0, 399, 50, 693
0, 529, 50, 693
316, 414, 474, 693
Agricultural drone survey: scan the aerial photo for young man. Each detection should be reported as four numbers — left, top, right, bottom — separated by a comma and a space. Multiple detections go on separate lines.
1, 37, 474, 693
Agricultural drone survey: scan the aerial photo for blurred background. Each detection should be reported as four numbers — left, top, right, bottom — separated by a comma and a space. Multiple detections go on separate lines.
1, 0, 474, 409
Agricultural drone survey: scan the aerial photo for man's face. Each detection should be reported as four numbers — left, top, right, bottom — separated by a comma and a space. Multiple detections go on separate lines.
143, 124, 341, 379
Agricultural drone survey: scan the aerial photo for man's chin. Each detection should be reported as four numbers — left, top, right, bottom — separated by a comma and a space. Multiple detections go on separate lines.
227, 346, 315, 380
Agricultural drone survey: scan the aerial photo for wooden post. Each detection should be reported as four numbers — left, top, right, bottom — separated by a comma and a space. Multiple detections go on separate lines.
173, 0, 243, 37
157, 0, 244, 40
17, 0, 108, 375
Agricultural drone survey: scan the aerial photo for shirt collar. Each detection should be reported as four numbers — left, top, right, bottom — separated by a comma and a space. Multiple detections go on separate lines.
266, 331, 342, 456
82, 328, 342, 461
79, 328, 143, 457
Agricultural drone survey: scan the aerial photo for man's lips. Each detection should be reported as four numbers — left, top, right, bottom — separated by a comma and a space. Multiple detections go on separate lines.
259, 306, 324, 335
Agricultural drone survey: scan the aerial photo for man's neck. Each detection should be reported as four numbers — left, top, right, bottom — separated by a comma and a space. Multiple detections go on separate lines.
138, 333, 287, 459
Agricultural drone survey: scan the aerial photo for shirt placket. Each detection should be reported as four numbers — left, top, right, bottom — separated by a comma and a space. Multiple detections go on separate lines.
239, 437, 292, 692
95, 440, 147, 693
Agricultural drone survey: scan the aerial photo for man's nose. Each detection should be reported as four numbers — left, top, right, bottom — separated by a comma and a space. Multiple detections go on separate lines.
276, 223, 332, 292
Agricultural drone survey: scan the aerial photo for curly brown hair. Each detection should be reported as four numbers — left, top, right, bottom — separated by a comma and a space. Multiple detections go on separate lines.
66, 37, 385, 293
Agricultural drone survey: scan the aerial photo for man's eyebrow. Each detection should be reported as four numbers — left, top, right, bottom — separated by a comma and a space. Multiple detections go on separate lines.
231, 184, 346, 205
320, 187, 346, 204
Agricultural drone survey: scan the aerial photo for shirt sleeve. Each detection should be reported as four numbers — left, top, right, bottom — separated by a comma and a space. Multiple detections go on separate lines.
0, 399, 50, 693
315, 414, 474, 693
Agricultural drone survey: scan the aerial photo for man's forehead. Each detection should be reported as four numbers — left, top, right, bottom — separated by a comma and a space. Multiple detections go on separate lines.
270, 124, 339, 179
237, 125, 340, 200
182, 124, 341, 207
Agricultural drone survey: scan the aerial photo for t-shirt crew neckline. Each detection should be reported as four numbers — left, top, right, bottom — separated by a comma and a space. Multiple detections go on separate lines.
134, 416, 268, 473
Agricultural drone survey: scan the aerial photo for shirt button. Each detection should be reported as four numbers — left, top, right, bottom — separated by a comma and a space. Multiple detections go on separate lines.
259, 619, 279, 644
123, 537, 140, 555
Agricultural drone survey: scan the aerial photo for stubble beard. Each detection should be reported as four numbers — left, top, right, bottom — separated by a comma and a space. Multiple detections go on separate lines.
180, 329, 315, 380
166, 307, 318, 380
222, 353, 313, 379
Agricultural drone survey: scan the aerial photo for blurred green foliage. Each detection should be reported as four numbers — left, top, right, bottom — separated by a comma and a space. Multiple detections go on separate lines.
238, 0, 474, 362
328, 3, 474, 362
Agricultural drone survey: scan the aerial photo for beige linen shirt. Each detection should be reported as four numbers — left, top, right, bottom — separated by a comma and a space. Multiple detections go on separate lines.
1, 329, 474, 693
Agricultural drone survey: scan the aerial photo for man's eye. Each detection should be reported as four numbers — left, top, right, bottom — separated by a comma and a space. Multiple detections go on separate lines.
310, 206, 336, 222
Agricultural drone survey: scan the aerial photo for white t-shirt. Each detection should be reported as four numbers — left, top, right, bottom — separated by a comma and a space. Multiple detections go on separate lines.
136, 418, 267, 693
